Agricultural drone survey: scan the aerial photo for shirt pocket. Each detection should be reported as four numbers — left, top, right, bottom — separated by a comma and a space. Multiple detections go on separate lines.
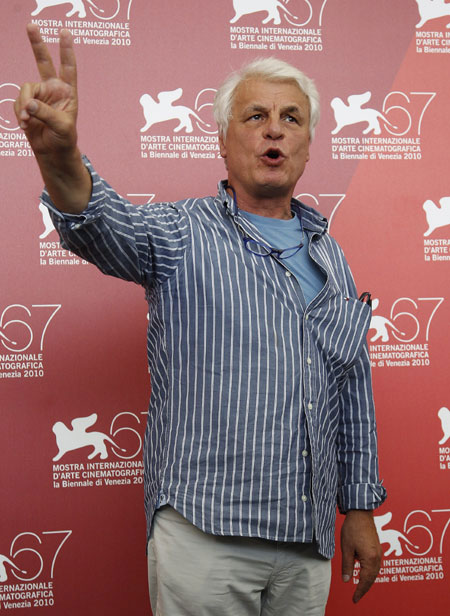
309, 293, 372, 381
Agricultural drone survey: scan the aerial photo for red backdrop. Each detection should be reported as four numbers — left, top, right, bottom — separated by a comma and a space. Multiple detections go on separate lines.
1, 1, 449, 614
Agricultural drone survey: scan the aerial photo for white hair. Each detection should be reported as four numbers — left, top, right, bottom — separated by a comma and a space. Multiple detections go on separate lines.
213, 57, 320, 141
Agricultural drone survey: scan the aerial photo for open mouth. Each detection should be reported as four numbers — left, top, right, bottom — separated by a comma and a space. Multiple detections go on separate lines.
262, 148, 284, 163
267, 149, 280, 159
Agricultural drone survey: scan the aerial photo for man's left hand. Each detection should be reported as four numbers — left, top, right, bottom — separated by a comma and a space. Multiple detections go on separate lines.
340, 509, 382, 603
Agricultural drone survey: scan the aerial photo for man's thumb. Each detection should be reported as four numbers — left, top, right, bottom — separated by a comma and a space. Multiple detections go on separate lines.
341, 550, 354, 582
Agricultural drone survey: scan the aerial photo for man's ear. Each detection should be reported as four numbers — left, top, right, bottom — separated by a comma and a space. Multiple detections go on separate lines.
219, 132, 227, 160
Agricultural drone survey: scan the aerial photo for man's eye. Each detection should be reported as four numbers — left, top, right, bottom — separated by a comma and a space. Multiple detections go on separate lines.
285, 115, 298, 123
250, 114, 262, 120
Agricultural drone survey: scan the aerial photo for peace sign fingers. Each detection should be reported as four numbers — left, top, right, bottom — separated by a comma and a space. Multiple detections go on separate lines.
16, 24, 79, 156
15, 24, 91, 214
26, 23, 59, 82
58, 28, 78, 92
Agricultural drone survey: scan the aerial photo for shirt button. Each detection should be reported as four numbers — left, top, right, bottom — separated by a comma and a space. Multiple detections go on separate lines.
307, 357, 312, 365
305, 314, 309, 320
307, 402, 313, 410
301, 495, 308, 502
158, 493, 167, 506
302, 450, 309, 457
285, 271, 292, 277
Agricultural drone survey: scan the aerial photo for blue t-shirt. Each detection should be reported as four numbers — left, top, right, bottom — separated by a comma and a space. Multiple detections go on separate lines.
240, 209, 326, 306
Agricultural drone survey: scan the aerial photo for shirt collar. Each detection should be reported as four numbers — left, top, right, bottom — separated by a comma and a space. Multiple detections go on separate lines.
217, 180, 328, 235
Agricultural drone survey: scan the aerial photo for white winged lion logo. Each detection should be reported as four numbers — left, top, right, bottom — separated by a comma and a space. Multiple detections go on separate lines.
31, 0, 104, 18
0, 555, 27, 582
139, 88, 211, 134
438, 406, 450, 445
368, 298, 405, 343
374, 512, 419, 557
423, 197, 450, 237
415, 0, 450, 28
230, 0, 299, 25
52, 413, 125, 461
331, 92, 397, 136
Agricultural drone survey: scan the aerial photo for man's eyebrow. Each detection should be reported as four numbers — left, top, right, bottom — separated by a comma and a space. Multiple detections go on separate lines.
241, 104, 305, 116
281, 105, 304, 116
241, 104, 268, 115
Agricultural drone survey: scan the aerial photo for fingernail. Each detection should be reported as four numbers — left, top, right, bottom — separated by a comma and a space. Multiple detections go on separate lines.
342, 574, 350, 582
27, 100, 38, 114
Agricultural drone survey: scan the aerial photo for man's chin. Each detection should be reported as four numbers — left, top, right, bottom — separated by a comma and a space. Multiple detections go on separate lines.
253, 181, 292, 199
254, 169, 300, 195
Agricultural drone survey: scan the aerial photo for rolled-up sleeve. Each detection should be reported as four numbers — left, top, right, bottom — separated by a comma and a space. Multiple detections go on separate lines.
332, 249, 387, 513
336, 343, 387, 512
41, 156, 190, 288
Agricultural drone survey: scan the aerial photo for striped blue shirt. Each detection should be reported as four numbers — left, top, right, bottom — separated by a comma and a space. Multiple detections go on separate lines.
44, 158, 386, 559
239, 209, 327, 305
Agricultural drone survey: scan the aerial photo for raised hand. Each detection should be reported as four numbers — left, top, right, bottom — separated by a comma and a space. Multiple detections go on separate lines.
15, 24, 91, 213
15, 23, 78, 157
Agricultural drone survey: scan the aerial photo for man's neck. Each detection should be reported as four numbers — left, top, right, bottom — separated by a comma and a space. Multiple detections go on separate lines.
227, 186, 294, 220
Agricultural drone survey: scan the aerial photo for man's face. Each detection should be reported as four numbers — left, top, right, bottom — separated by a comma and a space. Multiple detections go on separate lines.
219, 78, 311, 205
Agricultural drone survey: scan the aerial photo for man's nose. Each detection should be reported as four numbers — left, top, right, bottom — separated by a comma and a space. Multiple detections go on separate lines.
264, 115, 283, 139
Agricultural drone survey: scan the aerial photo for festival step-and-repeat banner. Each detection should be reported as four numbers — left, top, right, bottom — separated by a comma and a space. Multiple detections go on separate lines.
1, 1, 449, 614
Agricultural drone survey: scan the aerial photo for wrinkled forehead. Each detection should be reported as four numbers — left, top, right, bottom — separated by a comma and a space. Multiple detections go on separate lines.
231, 77, 309, 112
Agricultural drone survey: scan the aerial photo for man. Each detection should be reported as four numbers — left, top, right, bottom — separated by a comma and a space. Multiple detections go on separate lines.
16, 24, 386, 616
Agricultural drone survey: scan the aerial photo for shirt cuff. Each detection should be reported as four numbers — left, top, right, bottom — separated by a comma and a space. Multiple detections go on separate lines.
40, 155, 106, 230
337, 482, 387, 514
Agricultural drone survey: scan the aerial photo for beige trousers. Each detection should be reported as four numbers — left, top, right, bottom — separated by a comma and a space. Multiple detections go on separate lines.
147, 506, 331, 616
